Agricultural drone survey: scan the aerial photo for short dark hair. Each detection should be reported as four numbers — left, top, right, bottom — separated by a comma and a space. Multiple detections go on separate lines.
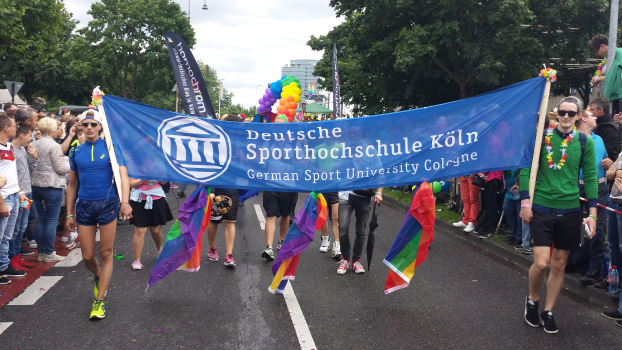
3, 102, 16, 111
590, 97, 610, 115
14, 108, 34, 123
221, 113, 243, 122
16, 123, 32, 137
0, 114, 13, 129
589, 34, 608, 53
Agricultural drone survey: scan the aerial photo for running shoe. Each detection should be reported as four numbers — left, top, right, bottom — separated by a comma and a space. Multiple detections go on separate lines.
539, 311, 558, 334
177, 191, 186, 198
319, 236, 330, 253
60, 235, 69, 242
93, 277, 100, 298
9, 257, 27, 271
66, 230, 78, 249
352, 259, 365, 274
602, 309, 622, 320
0, 275, 11, 285
463, 222, 475, 233
90, 300, 106, 320
276, 240, 284, 250
452, 221, 467, 228
207, 247, 219, 261
261, 246, 275, 260
337, 258, 350, 275
332, 241, 341, 258
0, 266, 26, 277
224, 254, 236, 267
17, 254, 35, 268
524, 296, 539, 327
522, 247, 534, 255
43, 252, 65, 262
37, 253, 45, 262
20, 248, 34, 256
27, 240, 37, 249
131, 261, 144, 270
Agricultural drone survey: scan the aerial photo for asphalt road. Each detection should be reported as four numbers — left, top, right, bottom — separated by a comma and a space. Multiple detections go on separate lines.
0, 188, 619, 349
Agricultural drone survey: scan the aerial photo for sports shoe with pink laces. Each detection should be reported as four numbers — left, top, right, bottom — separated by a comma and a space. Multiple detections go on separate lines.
131, 261, 144, 270
352, 259, 365, 274
224, 254, 236, 267
207, 247, 219, 261
337, 258, 350, 275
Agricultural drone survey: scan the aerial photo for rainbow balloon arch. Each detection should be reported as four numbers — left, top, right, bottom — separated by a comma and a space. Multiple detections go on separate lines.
257, 75, 302, 122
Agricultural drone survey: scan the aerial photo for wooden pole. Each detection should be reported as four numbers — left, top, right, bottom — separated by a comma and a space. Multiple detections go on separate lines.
97, 102, 123, 199
528, 79, 552, 202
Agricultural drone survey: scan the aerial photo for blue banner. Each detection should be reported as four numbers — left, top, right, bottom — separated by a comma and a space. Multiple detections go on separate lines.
102, 77, 545, 192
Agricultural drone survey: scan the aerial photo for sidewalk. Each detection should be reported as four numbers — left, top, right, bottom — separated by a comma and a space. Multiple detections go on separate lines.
383, 196, 619, 308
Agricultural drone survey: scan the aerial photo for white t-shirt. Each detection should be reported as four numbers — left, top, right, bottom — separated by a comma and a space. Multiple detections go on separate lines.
0, 142, 20, 198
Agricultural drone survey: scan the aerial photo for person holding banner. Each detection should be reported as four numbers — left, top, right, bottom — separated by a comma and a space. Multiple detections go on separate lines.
520, 96, 598, 334
65, 110, 132, 320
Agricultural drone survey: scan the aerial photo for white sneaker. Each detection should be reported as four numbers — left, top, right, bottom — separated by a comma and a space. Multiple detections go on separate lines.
66, 230, 79, 249
453, 221, 467, 228
131, 261, 144, 270
43, 252, 65, 262
337, 259, 350, 275
60, 236, 69, 242
463, 222, 475, 233
332, 241, 341, 258
319, 236, 330, 253
37, 253, 45, 261
27, 240, 37, 249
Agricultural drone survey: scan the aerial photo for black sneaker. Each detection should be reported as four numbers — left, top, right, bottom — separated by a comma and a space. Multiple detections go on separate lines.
177, 191, 186, 198
539, 311, 559, 334
594, 279, 609, 289
579, 270, 602, 286
524, 296, 539, 327
616, 320, 622, 328
477, 231, 492, 239
20, 249, 34, 256
0, 266, 26, 277
522, 247, 534, 255
0, 275, 11, 285
602, 309, 622, 320
514, 245, 525, 250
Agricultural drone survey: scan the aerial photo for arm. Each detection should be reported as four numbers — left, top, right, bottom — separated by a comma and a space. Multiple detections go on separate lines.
60, 126, 77, 154
518, 167, 533, 224
119, 166, 132, 219
65, 170, 78, 231
599, 125, 621, 161
582, 138, 599, 235
49, 144, 70, 175
374, 187, 383, 204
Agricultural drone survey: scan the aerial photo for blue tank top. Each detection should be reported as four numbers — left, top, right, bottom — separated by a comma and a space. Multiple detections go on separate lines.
69, 138, 125, 200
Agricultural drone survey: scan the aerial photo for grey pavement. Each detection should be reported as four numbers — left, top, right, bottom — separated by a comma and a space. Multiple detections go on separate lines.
0, 189, 620, 349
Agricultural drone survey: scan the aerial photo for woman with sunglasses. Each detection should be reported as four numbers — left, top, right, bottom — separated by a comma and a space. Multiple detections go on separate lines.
65, 110, 132, 320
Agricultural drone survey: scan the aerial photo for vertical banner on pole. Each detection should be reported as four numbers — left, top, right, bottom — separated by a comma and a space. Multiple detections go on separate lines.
332, 43, 341, 120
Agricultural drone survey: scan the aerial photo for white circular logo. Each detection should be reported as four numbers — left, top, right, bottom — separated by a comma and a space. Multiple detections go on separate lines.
157, 116, 231, 182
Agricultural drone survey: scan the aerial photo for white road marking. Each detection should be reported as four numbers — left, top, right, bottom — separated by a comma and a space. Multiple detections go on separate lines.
54, 248, 83, 267
7, 276, 63, 306
254, 204, 266, 230
283, 283, 316, 350
0, 322, 12, 335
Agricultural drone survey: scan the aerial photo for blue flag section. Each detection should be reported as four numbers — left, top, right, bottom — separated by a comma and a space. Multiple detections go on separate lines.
102, 77, 545, 192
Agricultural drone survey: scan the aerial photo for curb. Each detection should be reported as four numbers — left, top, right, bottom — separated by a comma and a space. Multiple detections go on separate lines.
383, 195, 619, 308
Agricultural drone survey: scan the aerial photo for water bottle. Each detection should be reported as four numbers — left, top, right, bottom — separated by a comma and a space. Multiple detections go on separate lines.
609, 266, 620, 295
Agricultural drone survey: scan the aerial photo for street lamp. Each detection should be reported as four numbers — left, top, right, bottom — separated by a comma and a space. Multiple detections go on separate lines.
187, 0, 208, 18
202, 0, 208, 10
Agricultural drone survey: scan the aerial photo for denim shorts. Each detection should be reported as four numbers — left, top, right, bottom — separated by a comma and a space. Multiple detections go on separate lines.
75, 196, 120, 226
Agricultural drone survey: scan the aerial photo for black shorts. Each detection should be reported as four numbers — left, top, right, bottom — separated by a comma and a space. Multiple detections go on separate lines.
263, 191, 297, 218
129, 197, 174, 227
530, 210, 582, 250
322, 192, 339, 205
75, 196, 120, 226
210, 188, 239, 223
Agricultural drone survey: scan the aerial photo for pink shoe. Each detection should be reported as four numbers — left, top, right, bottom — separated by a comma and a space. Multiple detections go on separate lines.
207, 247, 219, 261
224, 254, 236, 267
352, 259, 365, 274
131, 261, 144, 270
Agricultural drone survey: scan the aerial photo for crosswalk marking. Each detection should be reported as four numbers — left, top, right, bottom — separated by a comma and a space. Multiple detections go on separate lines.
54, 248, 83, 267
254, 204, 266, 230
7, 276, 63, 306
0, 322, 12, 335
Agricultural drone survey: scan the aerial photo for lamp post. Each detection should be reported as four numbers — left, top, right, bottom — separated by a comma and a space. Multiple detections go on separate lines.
186, 0, 208, 19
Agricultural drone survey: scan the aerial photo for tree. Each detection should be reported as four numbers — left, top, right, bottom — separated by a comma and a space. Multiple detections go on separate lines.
309, 0, 609, 113
64, 0, 195, 110
0, 0, 69, 104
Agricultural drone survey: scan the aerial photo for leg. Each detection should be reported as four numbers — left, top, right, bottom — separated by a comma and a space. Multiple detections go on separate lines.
96, 219, 117, 301
331, 202, 339, 242
79, 225, 100, 277
149, 226, 163, 253
502, 197, 517, 239
528, 246, 551, 302
0, 194, 19, 271
132, 226, 147, 262
265, 216, 276, 246
460, 176, 471, 224
224, 222, 235, 255
207, 221, 218, 249
544, 248, 571, 311
338, 198, 355, 261
351, 197, 371, 262
468, 178, 481, 226
279, 215, 290, 241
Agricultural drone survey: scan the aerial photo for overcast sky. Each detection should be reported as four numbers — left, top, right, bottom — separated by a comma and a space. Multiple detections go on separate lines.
63, 0, 344, 108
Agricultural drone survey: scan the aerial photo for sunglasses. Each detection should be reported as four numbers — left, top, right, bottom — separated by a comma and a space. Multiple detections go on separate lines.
81, 122, 99, 128
557, 110, 577, 118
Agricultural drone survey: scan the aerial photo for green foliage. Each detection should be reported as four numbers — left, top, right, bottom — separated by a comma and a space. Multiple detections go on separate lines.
310, 0, 609, 113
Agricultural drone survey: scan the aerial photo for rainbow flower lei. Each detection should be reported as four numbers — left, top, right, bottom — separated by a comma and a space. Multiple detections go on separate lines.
539, 67, 557, 82
595, 58, 607, 76
545, 125, 575, 170
90, 86, 104, 107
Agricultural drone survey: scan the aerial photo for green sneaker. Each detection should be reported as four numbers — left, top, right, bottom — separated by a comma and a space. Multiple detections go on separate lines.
90, 300, 106, 320
261, 246, 274, 260
93, 277, 99, 298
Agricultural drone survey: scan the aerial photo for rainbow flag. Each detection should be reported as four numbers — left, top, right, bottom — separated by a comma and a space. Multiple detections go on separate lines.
146, 186, 212, 290
269, 192, 327, 294
383, 182, 435, 294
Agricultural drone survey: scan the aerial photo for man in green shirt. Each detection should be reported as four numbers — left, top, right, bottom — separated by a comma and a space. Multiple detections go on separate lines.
519, 96, 598, 334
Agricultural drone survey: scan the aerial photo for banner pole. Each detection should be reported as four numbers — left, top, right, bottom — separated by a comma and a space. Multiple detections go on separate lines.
528, 79, 551, 202
97, 101, 123, 198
